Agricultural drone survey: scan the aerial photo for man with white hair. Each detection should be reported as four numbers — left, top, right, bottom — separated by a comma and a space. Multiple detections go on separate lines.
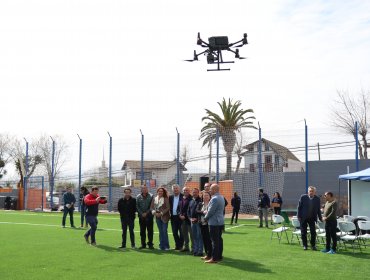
297, 186, 322, 251
204, 184, 225, 264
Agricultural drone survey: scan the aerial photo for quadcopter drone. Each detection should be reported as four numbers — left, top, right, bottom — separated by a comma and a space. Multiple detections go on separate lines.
185, 32, 248, 71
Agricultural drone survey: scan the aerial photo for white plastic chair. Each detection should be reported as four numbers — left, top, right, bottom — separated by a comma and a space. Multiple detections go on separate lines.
358, 221, 370, 247
316, 220, 326, 244
338, 221, 361, 252
290, 218, 301, 245
271, 214, 290, 244
357, 216, 370, 221
343, 215, 355, 222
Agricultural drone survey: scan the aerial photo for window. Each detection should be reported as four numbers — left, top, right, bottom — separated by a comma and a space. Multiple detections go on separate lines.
275, 155, 280, 165
265, 143, 270, 151
250, 164, 255, 173
136, 171, 152, 180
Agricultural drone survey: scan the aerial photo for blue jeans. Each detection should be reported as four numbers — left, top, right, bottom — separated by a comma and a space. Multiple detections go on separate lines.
85, 216, 98, 243
191, 222, 203, 254
156, 218, 169, 250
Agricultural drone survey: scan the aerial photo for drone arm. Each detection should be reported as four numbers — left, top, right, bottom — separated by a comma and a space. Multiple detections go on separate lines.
227, 48, 237, 55
228, 39, 244, 48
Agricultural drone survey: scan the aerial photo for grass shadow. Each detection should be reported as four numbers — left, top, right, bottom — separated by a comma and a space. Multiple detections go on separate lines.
219, 256, 272, 273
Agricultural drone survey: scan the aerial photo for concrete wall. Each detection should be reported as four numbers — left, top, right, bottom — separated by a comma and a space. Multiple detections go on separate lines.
233, 159, 370, 215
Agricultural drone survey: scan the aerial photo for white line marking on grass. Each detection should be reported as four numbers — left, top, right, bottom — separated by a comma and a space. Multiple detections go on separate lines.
0, 221, 158, 234
226, 224, 246, 230
0, 212, 120, 220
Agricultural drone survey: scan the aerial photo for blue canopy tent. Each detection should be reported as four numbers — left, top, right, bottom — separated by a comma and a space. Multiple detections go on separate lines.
339, 168, 370, 216
339, 168, 370, 181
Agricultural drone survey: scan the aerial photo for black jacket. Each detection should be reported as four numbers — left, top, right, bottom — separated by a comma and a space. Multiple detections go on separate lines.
258, 193, 270, 208
297, 194, 322, 222
118, 197, 137, 221
231, 196, 241, 210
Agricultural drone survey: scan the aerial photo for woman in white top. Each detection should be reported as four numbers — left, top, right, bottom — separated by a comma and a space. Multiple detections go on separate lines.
197, 191, 212, 260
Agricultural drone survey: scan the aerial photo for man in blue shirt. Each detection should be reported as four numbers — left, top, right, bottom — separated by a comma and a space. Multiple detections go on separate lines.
62, 186, 76, 228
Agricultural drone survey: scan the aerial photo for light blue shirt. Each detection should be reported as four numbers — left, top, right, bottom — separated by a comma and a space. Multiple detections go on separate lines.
173, 195, 180, 215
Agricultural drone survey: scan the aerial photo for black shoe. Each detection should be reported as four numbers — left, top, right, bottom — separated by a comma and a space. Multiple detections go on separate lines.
148, 246, 154, 250
71, 225, 76, 228
118, 246, 126, 249
258, 225, 263, 228
84, 235, 89, 244
180, 248, 189, 252
303, 246, 308, 250
312, 246, 317, 251
139, 246, 146, 249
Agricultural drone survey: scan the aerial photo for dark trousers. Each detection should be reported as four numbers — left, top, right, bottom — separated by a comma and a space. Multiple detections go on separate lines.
121, 217, 135, 247
209, 225, 223, 261
201, 224, 212, 257
231, 208, 240, 224
80, 204, 86, 226
85, 216, 98, 243
170, 215, 184, 249
301, 218, 316, 247
274, 207, 281, 215
62, 206, 74, 227
325, 219, 337, 251
139, 216, 153, 247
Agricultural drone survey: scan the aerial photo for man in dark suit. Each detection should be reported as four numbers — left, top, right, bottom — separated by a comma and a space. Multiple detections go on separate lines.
169, 184, 184, 250
297, 186, 322, 251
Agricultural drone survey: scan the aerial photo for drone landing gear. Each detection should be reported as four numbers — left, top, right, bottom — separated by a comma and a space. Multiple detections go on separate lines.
207, 61, 234, 71
207, 50, 234, 71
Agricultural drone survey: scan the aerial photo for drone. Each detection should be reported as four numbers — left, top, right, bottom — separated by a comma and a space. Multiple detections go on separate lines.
185, 32, 248, 71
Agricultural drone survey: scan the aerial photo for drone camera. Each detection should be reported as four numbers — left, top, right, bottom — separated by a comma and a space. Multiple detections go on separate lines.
207, 54, 215, 64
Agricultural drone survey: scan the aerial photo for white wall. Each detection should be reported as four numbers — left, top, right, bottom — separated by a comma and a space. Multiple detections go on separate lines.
350, 180, 370, 217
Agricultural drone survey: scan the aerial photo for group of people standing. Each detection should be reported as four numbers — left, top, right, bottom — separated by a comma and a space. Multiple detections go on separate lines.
116, 183, 226, 263
68, 183, 227, 263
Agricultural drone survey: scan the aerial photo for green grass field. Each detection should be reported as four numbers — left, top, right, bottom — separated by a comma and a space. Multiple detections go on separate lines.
0, 210, 369, 280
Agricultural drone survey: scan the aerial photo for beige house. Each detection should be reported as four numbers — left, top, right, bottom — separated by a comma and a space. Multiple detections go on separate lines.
121, 160, 187, 187
242, 138, 304, 173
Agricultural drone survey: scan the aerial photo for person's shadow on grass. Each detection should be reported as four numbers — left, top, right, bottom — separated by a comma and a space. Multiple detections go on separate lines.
218, 256, 272, 273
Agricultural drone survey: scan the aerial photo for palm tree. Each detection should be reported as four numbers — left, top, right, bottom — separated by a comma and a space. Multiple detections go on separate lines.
200, 98, 256, 179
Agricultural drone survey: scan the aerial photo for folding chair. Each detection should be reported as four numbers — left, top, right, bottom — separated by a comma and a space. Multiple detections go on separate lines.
338, 221, 362, 253
358, 221, 370, 248
271, 214, 290, 244
316, 220, 326, 245
290, 217, 302, 245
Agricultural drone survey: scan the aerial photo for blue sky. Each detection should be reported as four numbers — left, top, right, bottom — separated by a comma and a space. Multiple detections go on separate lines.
1, 0, 370, 178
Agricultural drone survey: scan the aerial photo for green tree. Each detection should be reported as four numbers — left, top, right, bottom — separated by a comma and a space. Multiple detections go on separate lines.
200, 98, 256, 179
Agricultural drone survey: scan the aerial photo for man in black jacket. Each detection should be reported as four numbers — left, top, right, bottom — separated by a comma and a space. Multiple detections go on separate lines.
258, 188, 270, 228
118, 188, 137, 249
297, 186, 322, 251
169, 184, 184, 250
231, 192, 241, 225
179, 187, 193, 252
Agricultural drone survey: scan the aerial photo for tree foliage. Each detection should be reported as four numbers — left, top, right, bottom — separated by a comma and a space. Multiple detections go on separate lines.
331, 89, 369, 159
200, 98, 256, 179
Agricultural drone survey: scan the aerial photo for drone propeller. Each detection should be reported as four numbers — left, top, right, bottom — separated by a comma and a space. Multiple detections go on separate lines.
233, 33, 248, 48
197, 32, 202, 45
184, 50, 199, 62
